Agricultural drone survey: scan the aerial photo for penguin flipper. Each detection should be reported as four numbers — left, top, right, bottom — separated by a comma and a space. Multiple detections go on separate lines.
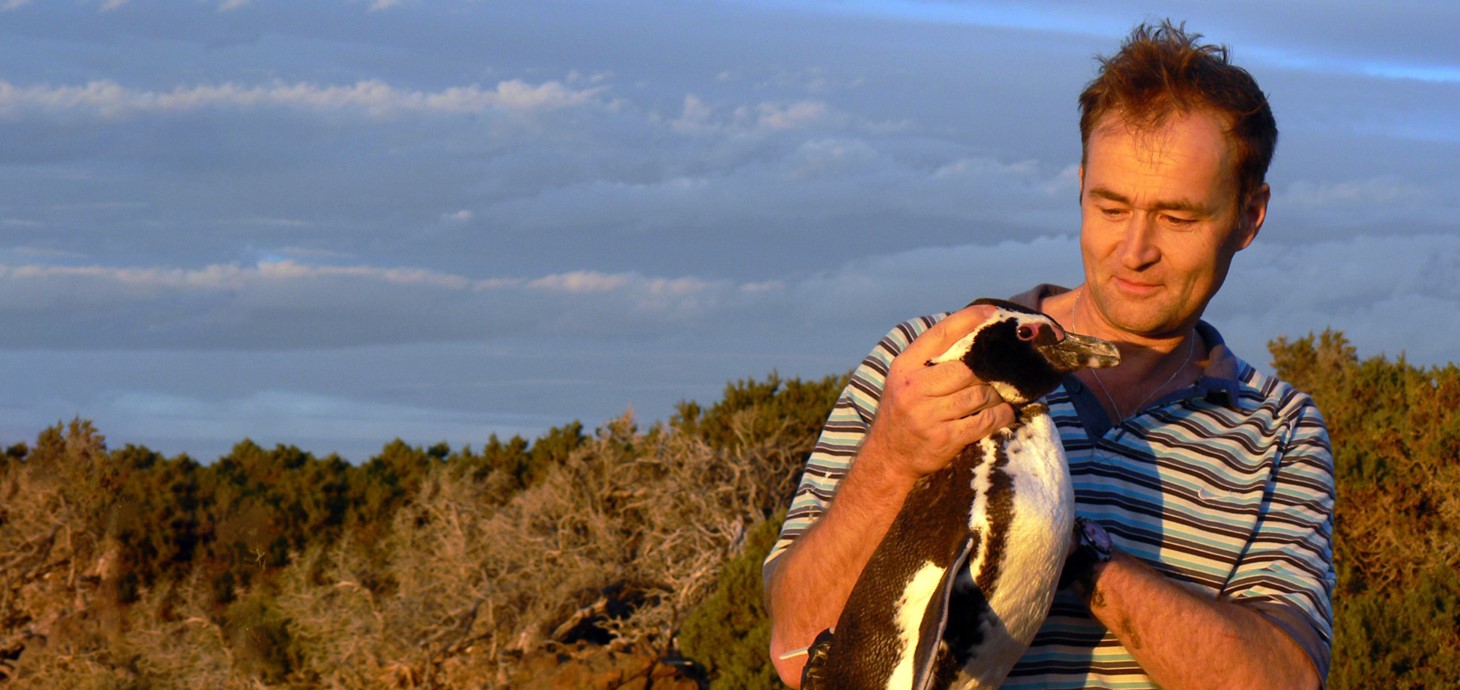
909, 532, 980, 690
798, 629, 836, 690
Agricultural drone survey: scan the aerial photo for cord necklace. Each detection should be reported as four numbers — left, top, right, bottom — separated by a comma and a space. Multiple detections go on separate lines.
1073, 288, 1194, 421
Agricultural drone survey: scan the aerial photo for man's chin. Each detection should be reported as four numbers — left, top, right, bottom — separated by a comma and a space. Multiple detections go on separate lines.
1100, 304, 1186, 338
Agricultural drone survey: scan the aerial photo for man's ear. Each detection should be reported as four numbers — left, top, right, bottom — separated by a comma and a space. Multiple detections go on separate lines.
1235, 183, 1270, 251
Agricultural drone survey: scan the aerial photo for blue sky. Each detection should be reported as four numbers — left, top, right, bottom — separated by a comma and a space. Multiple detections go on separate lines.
2, 0, 1457, 462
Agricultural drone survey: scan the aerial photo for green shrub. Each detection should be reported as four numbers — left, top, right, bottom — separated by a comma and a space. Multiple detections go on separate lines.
6, 354, 1458, 687
679, 512, 786, 689
222, 590, 295, 683
1330, 567, 1460, 689
1271, 331, 1460, 687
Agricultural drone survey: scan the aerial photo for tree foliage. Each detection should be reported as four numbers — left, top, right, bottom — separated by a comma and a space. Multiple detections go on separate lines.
1270, 331, 1460, 688
0, 374, 843, 687
0, 344, 1454, 687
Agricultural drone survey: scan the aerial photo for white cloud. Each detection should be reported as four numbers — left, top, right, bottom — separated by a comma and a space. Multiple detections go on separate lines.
0, 261, 466, 291
672, 94, 714, 131
1278, 176, 1424, 210
525, 270, 632, 294
488, 80, 602, 112
750, 100, 830, 130
1208, 233, 1460, 366
0, 78, 609, 120
0, 260, 742, 348
788, 137, 881, 179
787, 235, 1086, 331
0, 261, 479, 317
259, 260, 477, 289
669, 94, 839, 136
0, 251, 927, 354
278, 246, 356, 261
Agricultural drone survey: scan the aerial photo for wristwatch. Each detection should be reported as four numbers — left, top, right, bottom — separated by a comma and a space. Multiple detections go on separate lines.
1061, 517, 1114, 599
1076, 517, 1114, 564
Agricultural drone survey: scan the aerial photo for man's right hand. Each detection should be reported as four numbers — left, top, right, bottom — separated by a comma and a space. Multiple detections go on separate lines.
860, 303, 1018, 480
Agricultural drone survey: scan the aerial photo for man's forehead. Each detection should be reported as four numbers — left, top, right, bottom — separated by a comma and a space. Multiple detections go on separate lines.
1083, 110, 1238, 201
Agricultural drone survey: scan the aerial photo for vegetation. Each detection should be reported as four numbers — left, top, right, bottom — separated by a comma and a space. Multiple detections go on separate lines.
0, 335, 1456, 688
0, 374, 842, 688
1269, 332, 1460, 688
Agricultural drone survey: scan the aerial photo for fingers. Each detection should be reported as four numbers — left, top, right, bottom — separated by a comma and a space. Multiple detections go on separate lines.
893, 303, 998, 398
948, 401, 1017, 443
864, 304, 1012, 479
942, 377, 1007, 422
902, 303, 997, 363
913, 356, 978, 399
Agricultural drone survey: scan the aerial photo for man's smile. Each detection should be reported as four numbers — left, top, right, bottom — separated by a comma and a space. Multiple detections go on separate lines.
1110, 275, 1162, 296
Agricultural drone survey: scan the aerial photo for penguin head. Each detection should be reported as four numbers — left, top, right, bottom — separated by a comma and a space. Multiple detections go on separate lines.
928, 298, 1121, 404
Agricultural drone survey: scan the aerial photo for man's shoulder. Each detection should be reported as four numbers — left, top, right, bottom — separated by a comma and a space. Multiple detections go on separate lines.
1230, 357, 1327, 423
877, 312, 949, 351
1196, 321, 1324, 422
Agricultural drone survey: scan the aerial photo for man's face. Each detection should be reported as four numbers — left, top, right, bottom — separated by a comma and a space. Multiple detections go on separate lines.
1078, 109, 1268, 339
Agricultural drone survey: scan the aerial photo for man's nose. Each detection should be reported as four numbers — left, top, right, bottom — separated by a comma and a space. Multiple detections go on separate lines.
1118, 216, 1160, 269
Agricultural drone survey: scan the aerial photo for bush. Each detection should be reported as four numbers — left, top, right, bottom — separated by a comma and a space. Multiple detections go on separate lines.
1271, 331, 1460, 687
679, 512, 786, 689
6, 354, 1455, 687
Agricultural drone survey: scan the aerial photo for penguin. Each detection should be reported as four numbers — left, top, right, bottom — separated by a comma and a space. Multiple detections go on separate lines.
801, 298, 1120, 690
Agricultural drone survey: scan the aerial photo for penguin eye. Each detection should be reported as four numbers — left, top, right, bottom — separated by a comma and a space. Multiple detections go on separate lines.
1017, 324, 1038, 341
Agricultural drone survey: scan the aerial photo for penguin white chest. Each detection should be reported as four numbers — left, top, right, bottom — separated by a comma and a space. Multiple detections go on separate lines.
989, 413, 1074, 622
960, 411, 1075, 687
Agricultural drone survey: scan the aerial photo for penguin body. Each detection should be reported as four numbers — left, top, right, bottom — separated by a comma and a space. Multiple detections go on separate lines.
803, 299, 1119, 690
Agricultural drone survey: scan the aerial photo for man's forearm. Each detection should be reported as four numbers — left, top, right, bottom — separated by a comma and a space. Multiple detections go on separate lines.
1087, 551, 1320, 690
766, 435, 918, 687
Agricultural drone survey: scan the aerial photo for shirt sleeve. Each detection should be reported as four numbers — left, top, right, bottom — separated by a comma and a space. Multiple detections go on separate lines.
761, 315, 942, 589
1222, 393, 1337, 681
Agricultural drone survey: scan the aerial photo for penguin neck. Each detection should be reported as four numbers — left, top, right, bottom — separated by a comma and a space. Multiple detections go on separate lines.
1013, 401, 1050, 425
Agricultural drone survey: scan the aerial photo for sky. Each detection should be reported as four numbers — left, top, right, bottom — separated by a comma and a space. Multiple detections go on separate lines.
2, 0, 1457, 463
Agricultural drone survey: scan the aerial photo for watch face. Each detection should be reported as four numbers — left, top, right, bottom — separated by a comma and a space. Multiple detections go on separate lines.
1080, 519, 1113, 552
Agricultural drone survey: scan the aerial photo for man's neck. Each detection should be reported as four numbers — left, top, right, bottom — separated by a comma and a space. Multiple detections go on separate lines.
1058, 285, 1205, 420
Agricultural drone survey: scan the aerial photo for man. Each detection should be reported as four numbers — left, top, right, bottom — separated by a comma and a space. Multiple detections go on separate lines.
763, 21, 1335, 689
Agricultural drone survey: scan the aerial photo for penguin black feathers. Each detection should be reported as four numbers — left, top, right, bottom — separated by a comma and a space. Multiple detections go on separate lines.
801, 299, 1120, 690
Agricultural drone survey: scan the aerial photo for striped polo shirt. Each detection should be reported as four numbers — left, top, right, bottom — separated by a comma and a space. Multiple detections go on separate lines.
764, 285, 1336, 688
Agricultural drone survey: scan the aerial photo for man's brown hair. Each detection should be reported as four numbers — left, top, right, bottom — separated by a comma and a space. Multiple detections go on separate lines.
1079, 20, 1278, 203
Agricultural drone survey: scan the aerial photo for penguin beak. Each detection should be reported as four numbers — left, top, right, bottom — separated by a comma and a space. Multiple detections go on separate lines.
1037, 331, 1121, 373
